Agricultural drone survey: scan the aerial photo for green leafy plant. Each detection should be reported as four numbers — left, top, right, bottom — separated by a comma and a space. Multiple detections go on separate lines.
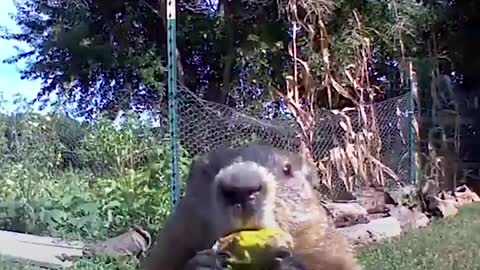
0, 107, 192, 242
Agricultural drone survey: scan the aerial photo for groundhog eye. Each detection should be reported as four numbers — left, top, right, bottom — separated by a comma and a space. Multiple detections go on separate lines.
282, 163, 292, 177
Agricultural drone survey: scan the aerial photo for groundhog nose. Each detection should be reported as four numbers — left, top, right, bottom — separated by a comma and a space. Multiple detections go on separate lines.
219, 174, 263, 206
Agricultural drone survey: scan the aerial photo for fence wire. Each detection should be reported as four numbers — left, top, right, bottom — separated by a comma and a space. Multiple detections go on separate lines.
159, 86, 412, 198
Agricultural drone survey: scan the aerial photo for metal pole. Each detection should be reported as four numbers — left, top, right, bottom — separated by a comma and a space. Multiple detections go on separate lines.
167, 0, 180, 208
407, 61, 417, 185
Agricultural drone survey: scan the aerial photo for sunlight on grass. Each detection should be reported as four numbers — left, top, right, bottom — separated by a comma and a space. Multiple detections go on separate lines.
358, 203, 480, 270
1, 203, 480, 270
0, 258, 41, 270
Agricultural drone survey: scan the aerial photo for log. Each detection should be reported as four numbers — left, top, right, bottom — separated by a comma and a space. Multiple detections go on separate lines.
0, 230, 85, 269
337, 217, 402, 247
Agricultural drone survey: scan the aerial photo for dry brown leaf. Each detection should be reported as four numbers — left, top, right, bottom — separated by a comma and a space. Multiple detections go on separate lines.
330, 77, 357, 103
369, 156, 399, 182
345, 144, 358, 175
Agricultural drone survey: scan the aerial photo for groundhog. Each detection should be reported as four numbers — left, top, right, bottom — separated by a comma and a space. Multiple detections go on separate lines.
142, 143, 361, 270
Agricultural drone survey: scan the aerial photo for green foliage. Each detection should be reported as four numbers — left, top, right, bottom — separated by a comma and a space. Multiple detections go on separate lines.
0, 255, 141, 270
2, 113, 63, 170
92, 150, 190, 235
80, 114, 189, 177
70, 256, 140, 270
0, 102, 192, 242
0, 163, 102, 238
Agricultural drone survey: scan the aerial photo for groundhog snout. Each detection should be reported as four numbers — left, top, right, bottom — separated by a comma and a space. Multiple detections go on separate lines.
218, 170, 264, 209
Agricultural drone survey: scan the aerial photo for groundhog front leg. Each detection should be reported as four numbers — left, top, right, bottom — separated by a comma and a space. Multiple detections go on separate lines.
184, 247, 307, 270
184, 249, 231, 270
271, 247, 307, 270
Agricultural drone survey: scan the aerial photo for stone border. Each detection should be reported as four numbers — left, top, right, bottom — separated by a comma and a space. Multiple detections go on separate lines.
325, 184, 480, 249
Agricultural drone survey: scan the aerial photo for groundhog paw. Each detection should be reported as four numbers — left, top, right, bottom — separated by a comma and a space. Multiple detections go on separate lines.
272, 247, 307, 270
184, 249, 231, 270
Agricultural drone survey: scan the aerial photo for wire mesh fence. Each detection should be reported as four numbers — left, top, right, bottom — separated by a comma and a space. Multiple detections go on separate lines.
0, 85, 414, 249
158, 86, 413, 198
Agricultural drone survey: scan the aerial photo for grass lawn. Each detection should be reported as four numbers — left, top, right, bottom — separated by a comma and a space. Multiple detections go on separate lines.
1, 203, 480, 270
0, 259, 41, 270
357, 203, 480, 270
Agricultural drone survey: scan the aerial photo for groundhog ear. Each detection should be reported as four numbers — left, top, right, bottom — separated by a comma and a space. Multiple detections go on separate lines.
282, 163, 293, 177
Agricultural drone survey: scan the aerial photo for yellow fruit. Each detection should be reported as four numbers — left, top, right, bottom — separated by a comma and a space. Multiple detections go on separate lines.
212, 228, 294, 270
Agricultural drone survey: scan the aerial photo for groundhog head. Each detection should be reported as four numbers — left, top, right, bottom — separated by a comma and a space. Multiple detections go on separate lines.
207, 144, 322, 239
143, 143, 360, 270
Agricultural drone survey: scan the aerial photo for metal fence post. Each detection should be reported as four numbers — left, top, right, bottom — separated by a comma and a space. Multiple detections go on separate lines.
167, 0, 180, 208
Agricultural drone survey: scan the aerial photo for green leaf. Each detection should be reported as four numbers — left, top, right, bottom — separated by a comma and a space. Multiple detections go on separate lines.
77, 202, 99, 214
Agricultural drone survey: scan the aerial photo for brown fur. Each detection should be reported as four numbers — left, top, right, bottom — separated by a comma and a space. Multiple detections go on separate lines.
293, 223, 361, 270
142, 144, 361, 270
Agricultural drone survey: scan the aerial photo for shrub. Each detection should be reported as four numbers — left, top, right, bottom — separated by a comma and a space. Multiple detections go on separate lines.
0, 108, 192, 241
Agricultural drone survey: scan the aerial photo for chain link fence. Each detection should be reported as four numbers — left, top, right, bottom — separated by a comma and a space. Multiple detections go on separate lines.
159, 86, 413, 198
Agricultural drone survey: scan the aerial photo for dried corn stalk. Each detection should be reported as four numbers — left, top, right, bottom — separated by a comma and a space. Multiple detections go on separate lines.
276, 1, 402, 194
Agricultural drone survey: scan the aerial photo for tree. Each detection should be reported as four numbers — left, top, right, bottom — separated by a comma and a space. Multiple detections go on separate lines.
1, 0, 442, 119
426, 0, 480, 92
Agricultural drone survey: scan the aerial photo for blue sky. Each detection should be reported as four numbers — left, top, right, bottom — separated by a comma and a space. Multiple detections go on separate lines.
0, 0, 41, 113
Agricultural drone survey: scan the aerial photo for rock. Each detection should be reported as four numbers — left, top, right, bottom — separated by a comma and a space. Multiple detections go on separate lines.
384, 204, 396, 210
324, 202, 369, 217
367, 212, 389, 221
438, 191, 456, 201
331, 190, 357, 202
0, 230, 85, 269
388, 206, 430, 231
83, 225, 151, 258
435, 185, 480, 208
324, 202, 369, 228
384, 184, 417, 206
412, 208, 430, 228
433, 197, 459, 218
455, 185, 480, 203
455, 193, 472, 206
353, 186, 388, 214
337, 217, 402, 247
464, 177, 480, 199
388, 206, 416, 231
